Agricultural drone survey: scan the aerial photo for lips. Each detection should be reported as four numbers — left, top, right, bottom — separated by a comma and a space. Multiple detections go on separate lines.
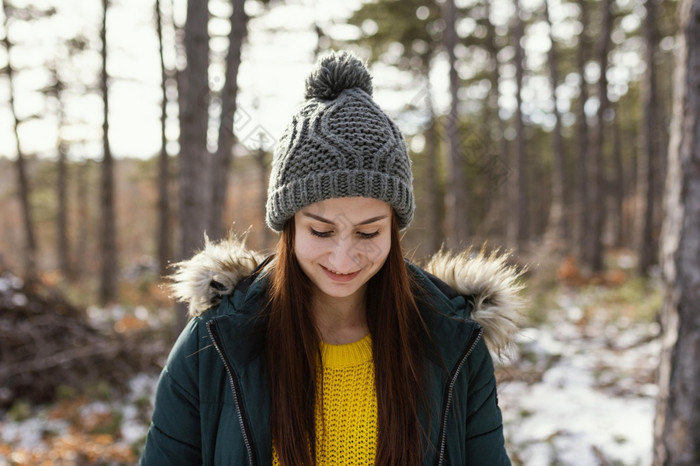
321, 265, 361, 282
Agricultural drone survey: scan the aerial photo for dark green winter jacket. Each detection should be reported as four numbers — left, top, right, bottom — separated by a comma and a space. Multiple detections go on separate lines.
140, 237, 523, 465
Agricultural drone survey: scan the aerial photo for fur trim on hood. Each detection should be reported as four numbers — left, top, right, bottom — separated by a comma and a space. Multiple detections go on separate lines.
168, 236, 526, 355
424, 248, 526, 356
168, 234, 264, 317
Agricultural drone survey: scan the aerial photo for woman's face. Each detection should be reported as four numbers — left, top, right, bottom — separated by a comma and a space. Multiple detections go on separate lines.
294, 197, 392, 303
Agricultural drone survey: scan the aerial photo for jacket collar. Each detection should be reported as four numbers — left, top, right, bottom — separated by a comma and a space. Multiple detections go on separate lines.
169, 234, 525, 357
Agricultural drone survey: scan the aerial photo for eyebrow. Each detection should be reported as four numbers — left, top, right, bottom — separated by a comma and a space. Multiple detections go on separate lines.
302, 212, 388, 226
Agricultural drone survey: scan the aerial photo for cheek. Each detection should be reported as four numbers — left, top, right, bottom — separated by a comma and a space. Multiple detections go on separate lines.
377, 237, 391, 263
358, 235, 391, 266
294, 234, 322, 263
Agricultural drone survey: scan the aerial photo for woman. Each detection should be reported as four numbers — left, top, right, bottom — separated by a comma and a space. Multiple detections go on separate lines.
140, 51, 523, 465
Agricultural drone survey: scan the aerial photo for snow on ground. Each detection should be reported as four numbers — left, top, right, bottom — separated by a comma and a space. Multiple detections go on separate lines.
499, 292, 660, 466
0, 373, 159, 465
1, 286, 661, 465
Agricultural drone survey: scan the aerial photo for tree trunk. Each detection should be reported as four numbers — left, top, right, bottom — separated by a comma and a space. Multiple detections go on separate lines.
47, 63, 72, 278
534, 136, 549, 238
75, 161, 90, 278
2, 3, 38, 281
611, 113, 624, 247
653, 0, 700, 462
638, 0, 661, 275
476, 0, 500, 240
155, 0, 172, 278
179, 0, 210, 256
542, 0, 566, 252
252, 145, 270, 250
99, 0, 118, 304
512, 0, 528, 250
482, 0, 510, 243
172, 4, 188, 335
208, 0, 248, 239
620, 98, 638, 248
177, 0, 210, 331
57, 117, 71, 278
582, 0, 612, 274
423, 74, 443, 256
574, 0, 590, 262
442, 0, 468, 248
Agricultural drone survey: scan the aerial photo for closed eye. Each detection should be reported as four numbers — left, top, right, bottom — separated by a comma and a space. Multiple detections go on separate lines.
310, 228, 333, 238
311, 229, 378, 239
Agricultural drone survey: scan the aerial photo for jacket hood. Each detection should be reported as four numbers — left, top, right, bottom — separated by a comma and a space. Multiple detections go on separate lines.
168, 235, 526, 356
423, 248, 525, 356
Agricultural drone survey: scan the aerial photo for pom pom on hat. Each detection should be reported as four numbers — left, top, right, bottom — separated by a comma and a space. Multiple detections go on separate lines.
304, 51, 373, 100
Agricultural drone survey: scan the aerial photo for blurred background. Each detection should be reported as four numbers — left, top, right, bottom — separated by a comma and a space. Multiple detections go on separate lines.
0, 0, 693, 463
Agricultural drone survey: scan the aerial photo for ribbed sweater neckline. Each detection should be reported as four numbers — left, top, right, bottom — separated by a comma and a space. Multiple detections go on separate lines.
320, 334, 373, 369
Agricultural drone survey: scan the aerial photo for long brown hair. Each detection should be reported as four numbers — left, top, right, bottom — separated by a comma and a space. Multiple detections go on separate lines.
266, 210, 428, 465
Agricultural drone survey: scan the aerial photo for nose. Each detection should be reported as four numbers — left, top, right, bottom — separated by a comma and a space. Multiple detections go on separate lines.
327, 236, 363, 272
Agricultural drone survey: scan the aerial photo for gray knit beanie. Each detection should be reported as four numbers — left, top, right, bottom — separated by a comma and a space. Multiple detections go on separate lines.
265, 50, 415, 232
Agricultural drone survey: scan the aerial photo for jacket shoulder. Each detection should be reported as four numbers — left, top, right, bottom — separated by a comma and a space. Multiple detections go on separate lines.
167, 234, 266, 318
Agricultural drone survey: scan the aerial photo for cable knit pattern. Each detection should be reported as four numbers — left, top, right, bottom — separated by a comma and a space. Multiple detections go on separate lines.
265, 51, 414, 231
272, 334, 377, 465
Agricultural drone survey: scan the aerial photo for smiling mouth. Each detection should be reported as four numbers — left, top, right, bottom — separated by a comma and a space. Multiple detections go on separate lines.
321, 265, 361, 282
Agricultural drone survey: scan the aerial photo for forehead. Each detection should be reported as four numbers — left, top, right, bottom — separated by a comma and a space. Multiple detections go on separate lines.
300, 197, 391, 221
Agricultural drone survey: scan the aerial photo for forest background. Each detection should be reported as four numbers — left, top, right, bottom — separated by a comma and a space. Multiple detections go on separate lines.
1, 0, 698, 463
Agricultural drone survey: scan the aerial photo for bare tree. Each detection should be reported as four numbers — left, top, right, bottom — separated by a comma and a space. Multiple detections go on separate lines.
155, 0, 172, 278
611, 112, 624, 247
638, 0, 662, 275
48, 34, 90, 280
75, 160, 90, 278
2, 0, 37, 281
251, 138, 270, 250
482, 0, 510, 243
442, 0, 468, 247
582, 0, 612, 274
574, 0, 590, 262
510, 0, 528, 250
653, 0, 700, 463
423, 79, 443, 255
57, 139, 70, 276
542, 0, 566, 251
179, 0, 210, 255
177, 0, 210, 331
52, 68, 72, 278
208, 0, 249, 240
99, 0, 118, 304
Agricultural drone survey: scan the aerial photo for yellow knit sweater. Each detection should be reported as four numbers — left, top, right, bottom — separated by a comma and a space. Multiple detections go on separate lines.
272, 334, 378, 465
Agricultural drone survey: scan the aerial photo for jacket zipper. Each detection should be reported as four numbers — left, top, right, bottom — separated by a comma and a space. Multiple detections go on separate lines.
206, 320, 257, 466
435, 327, 483, 466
